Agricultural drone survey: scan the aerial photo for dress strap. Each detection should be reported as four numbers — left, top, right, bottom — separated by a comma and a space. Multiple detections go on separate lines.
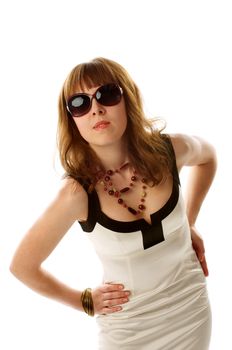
161, 133, 180, 185
74, 179, 99, 232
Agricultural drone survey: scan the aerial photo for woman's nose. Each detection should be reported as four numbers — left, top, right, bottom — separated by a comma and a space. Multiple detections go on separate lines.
91, 98, 106, 115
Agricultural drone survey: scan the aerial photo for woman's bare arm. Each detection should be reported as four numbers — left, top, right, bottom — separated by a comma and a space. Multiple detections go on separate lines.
10, 177, 130, 314
170, 133, 217, 276
10, 178, 89, 310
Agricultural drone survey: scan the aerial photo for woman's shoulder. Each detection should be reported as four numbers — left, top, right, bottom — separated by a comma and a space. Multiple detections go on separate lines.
167, 133, 189, 153
165, 133, 192, 170
58, 176, 87, 199
57, 177, 88, 210
56, 176, 88, 221
167, 133, 216, 169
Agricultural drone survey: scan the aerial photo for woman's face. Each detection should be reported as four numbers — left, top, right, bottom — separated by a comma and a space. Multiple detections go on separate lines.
70, 84, 128, 150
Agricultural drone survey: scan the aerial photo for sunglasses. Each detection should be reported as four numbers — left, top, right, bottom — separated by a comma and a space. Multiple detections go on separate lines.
66, 83, 123, 117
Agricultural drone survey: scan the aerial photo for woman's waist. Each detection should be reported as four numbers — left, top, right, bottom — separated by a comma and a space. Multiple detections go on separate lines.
98, 270, 208, 322
100, 246, 203, 296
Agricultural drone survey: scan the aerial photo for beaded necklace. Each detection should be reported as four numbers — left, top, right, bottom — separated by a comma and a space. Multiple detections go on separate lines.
97, 162, 148, 216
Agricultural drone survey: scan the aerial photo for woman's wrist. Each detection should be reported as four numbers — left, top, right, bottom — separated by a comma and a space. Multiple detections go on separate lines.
187, 218, 196, 229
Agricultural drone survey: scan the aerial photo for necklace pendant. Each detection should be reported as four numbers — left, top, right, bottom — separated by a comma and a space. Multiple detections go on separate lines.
100, 165, 148, 217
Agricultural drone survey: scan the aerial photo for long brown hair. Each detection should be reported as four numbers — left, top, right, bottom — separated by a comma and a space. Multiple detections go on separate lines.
57, 57, 173, 189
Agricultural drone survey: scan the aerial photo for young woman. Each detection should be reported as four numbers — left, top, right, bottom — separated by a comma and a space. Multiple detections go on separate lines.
10, 57, 217, 349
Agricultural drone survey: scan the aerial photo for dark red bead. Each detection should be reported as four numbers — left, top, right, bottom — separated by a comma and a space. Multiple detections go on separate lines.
108, 190, 114, 196
131, 176, 137, 181
109, 182, 112, 186
138, 204, 145, 210
118, 198, 123, 204
123, 204, 127, 208
142, 185, 147, 189
141, 178, 146, 183
128, 207, 137, 215
114, 191, 120, 197
120, 187, 130, 193
141, 198, 145, 202
130, 183, 133, 186
104, 175, 110, 181
107, 170, 113, 175
104, 187, 107, 191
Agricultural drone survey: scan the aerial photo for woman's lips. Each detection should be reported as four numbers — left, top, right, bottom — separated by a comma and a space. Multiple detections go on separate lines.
93, 121, 110, 130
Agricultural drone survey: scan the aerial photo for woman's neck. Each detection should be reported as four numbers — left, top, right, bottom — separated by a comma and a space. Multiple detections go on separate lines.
90, 140, 130, 171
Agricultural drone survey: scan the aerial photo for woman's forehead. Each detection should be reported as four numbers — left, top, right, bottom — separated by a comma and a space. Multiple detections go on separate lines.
66, 75, 117, 97
72, 83, 101, 95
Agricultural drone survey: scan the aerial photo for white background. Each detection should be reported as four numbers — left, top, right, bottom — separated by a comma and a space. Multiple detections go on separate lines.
0, 0, 231, 349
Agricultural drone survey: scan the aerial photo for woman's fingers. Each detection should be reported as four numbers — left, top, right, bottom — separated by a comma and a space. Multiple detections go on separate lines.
101, 305, 122, 314
101, 283, 125, 292
92, 283, 130, 315
190, 225, 209, 277
200, 254, 209, 277
103, 290, 130, 300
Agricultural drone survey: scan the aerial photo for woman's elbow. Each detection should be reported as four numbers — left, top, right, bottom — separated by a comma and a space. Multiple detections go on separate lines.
9, 256, 39, 283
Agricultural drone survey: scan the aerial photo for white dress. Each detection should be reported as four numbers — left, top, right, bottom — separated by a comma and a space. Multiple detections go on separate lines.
78, 140, 212, 350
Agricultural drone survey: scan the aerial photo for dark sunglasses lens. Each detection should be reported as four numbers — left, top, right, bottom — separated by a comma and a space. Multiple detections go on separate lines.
68, 95, 90, 116
97, 84, 122, 105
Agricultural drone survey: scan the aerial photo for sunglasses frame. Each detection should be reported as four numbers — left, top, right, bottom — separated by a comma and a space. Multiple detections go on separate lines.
66, 83, 123, 117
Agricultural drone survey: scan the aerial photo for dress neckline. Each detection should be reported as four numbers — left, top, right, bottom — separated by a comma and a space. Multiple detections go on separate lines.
91, 180, 180, 233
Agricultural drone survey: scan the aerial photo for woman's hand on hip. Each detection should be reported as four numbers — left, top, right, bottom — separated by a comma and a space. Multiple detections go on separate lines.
190, 225, 209, 277
92, 283, 130, 315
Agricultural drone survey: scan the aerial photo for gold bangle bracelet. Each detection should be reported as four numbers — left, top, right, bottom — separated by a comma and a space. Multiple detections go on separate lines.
81, 288, 95, 317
